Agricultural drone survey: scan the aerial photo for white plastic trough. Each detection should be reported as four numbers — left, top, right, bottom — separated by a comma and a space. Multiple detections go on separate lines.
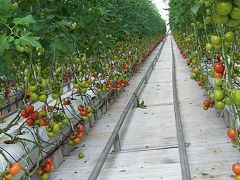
0, 78, 117, 179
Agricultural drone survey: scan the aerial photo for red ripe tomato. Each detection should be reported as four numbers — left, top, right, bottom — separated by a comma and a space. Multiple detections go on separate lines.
76, 124, 84, 133
63, 100, 70, 105
80, 110, 87, 116
9, 162, 21, 175
26, 118, 34, 126
203, 99, 211, 107
44, 157, 52, 166
116, 80, 121, 85
78, 105, 84, 112
227, 128, 236, 140
21, 111, 29, 118
44, 163, 52, 173
209, 100, 214, 108
31, 111, 39, 120
40, 119, 48, 126
24, 105, 34, 114
233, 163, 240, 175
213, 62, 225, 73
76, 132, 84, 139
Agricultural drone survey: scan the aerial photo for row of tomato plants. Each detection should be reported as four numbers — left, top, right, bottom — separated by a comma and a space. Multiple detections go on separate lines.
169, 0, 240, 179
0, 0, 166, 179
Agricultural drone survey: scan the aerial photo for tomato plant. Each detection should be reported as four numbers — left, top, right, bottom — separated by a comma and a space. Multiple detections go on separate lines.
0, 0, 166, 178
169, 0, 240, 177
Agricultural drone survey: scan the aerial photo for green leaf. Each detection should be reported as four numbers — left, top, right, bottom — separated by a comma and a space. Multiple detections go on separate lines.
13, 15, 36, 26
191, 2, 204, 15
0, 98, 5, 106
0, 58, 11, 77
54, 20, 70, 28
0, 34, 11, 54
0, 0, 12, 22
19, 31, 42, 48
92, 61, 104, 74
49, 39, 65, 59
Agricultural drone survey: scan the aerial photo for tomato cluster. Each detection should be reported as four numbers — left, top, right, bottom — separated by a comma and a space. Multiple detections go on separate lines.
78, 105, 93, 122
21, 105, 49, 127
37, 158, 54, 180
67, 124, 85, 146
2, 162, 21, 180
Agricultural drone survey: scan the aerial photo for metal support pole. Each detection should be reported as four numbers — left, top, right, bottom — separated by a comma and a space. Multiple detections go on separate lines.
113, 133, 121, 152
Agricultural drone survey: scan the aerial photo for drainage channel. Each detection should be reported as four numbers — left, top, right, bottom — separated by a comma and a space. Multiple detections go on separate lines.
171, 36, 191, 180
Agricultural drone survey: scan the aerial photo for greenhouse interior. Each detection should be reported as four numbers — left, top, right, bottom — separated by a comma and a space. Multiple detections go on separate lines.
0, 0, 240, 179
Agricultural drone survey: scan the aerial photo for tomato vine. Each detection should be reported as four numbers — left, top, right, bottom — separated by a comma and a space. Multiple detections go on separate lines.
0, 0, 166, 179
169, 0, 240, 178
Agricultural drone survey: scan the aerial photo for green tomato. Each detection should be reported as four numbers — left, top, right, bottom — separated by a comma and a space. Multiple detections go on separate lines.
230, 6, 240, 19
40, 79, 48, 88
87, 112, 93, 119
47, 131, 55, 138
82, 116, 89, 122
227, 18, 240, 27
52, 123, 61, 133
16, 45, 25, 52
12, 2, 18, 9
39, 110, 47, 117
215, 101, 225, 109
209, 92, 214, 100
224, 31, 235, 42
214, 90, 224, 100
29, 85, 37, 92
214, 78, 223, 86
30, 93, 39, 101
39, 94, 47, 102
35, 119, 40, 126
206, 43, 214, 52
212, 14, 229, 24
56, 67, 62, 74
81, 88, 88, 94
73, 83, 80, 89
233, 90, 240, 105
224, 97, 232, 105
63, 118, 70, 125
214, 0, 233, 15
211, 35, 221, 46
78, 152, 84, 159
52, 93, 59, 99
70, 22, 78, 30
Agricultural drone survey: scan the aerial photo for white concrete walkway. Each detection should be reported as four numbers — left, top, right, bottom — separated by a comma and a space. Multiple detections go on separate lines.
50, 36, 238, 180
